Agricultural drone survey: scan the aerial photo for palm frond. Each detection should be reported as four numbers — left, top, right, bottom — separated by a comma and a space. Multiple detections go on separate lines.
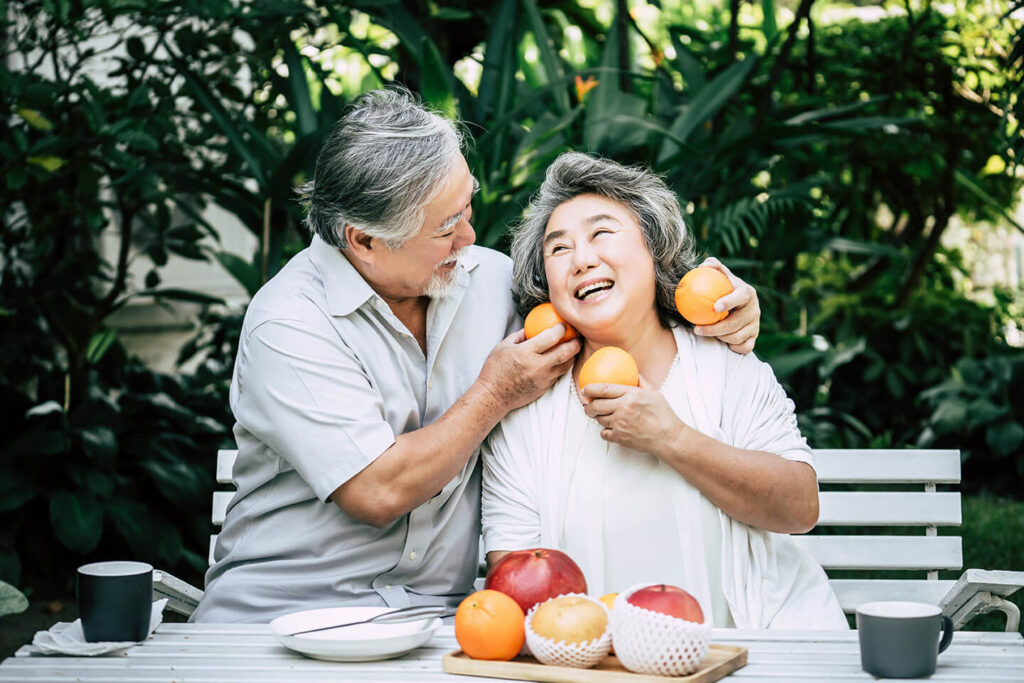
700, 194, 808, 255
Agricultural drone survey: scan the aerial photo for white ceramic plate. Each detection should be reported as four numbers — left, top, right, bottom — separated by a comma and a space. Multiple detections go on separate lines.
269, 606, 442, 662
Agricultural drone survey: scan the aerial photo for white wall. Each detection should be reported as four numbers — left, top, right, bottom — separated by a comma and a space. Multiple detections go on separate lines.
105, 204, 258, 373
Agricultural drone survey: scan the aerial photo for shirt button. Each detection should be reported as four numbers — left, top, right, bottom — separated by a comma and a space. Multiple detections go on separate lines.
408, 551, 418, 561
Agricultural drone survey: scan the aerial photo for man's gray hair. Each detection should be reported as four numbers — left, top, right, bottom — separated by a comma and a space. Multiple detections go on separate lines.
510, 151, 697, 328
300, 88, 464, 249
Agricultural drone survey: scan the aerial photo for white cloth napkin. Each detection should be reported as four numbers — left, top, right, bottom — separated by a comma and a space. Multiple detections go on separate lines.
23, 599, 168, 656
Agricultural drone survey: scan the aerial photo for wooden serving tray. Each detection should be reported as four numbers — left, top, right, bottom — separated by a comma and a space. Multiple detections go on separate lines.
442, 644, 747, 682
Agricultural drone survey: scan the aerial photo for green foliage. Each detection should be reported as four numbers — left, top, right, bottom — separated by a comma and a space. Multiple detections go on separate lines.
920, 354, 1024, 492
0, 1, 233, 589
2, 0, 1022, 594
0, 582, 29, 619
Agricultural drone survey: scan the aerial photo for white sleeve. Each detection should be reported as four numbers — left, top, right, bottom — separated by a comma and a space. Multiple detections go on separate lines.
723, 353, 814, 470
481, 414, 541, 553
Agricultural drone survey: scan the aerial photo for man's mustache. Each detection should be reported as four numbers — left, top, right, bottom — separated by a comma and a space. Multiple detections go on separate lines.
437, 247, 468, 269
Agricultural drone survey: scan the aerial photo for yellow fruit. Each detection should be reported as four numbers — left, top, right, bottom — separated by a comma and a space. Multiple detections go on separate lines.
599, 593, 617, 610
530, 596, 608, 645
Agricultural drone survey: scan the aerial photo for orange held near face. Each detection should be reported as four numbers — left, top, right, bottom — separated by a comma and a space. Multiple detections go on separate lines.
674, 266, 734, 325
626, 584, 704, 624
524, 302, 578, 344
454, 589, 526, 661
578, 346, 639, 388
485, 548, 588, 614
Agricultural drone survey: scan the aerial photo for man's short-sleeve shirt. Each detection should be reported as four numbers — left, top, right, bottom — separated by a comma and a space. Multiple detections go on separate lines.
191, 235, 518, 623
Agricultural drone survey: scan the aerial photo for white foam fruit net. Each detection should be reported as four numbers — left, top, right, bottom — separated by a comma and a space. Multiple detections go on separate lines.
524, 593, 612, 669
611, 584, 712, 676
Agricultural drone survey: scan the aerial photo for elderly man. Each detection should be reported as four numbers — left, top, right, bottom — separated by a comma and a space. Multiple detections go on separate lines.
191, 88, 761, 623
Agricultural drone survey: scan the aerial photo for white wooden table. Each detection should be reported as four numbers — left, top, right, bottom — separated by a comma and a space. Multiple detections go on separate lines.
1, 625, 1021, 681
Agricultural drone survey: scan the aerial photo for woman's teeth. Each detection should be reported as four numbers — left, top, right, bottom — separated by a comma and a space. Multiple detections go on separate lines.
575, 280, 614, 300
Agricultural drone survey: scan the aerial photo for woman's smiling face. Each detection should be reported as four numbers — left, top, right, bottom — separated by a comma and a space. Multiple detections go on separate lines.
542, 193, 659, 341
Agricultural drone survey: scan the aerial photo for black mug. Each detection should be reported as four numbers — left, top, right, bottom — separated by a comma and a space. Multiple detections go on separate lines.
77, 561, 153, 642
857, 601, 954, 678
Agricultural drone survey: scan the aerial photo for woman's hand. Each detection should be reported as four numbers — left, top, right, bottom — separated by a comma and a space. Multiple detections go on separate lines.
581, 375, 818, 533
580, 377, 688, 457
692, 257, 760, 355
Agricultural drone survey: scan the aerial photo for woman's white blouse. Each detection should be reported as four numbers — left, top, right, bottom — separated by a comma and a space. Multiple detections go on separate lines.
481, 326, 847, 629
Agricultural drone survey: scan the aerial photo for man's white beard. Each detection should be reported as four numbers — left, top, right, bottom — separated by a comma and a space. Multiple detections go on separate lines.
424, 248, 467, 299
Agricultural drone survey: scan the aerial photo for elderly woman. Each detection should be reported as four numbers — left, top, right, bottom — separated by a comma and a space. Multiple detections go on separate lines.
481, 152, 847, 629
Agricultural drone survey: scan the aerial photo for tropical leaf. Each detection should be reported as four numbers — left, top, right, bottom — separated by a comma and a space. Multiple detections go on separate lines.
658, 56, 758, 164
213, 251, 261, 297
79, 425, 118, 461
521, 0, 570, 114
954, 169, 1024, 233
420, 38, 456, 119
476, 0, 520, 173
24, 401, 64, 419
123, 288, 226, 307
667, 28, 707, 91
704, 194, 805, 255
281, 37, 317, 137
50, 491, 104, 554
171, 54, 267, 187
0, 582, 29, 618
85, 328, 118, 365
761, 0, 778, 42
0, 474, 35, 514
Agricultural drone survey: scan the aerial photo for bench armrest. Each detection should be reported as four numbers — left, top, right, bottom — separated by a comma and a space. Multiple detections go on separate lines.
940, 569, 1024, 632
153, 569, 204, 617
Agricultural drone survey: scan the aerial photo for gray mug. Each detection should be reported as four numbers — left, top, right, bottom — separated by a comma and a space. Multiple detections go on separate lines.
77, 561, 153, 642
856, 601, 954, 678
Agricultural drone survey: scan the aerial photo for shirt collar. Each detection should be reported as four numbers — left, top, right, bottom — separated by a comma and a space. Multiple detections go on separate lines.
308, 234, 482, 317
309, 234, 375, 316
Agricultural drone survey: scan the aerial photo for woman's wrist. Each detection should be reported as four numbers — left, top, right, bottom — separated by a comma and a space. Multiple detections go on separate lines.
662, 420, 696, 464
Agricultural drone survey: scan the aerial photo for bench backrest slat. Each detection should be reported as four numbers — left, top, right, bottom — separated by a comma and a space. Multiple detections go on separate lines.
814, 449, 960, 484
211, 491, 232, 526
818, 491, 961, 526
830, 579, 956, 612
791, 535, 963, 571
216, 449, 236, 484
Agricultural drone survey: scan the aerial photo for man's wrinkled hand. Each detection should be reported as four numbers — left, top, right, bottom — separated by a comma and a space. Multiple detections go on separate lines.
477, 325, 580, 411
692, 257, 760, 355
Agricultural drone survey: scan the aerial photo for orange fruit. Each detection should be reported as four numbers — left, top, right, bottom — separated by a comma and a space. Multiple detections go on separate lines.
524, 302, 578, 344
579, 347, 639, 388
599, 593, 618, 653
530, 596, 608, 645
674, 266, 734, 325
455, 589, 525, 661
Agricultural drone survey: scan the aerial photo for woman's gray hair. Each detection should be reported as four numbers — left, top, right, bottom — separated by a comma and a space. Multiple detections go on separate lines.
299, 87, 464, 249
510, 151, 697, 328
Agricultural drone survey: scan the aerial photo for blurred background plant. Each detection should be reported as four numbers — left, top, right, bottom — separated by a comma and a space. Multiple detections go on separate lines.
2, 0, 1021, 613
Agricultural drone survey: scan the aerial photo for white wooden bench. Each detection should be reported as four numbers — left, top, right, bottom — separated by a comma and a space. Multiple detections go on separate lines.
158, 448, 1022, 630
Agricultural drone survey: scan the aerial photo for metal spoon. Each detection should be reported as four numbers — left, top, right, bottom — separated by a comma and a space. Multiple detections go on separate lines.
285, 605, 448, 637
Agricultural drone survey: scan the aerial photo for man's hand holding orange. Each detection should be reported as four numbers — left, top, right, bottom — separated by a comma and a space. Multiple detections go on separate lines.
690, 257, 760, 355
